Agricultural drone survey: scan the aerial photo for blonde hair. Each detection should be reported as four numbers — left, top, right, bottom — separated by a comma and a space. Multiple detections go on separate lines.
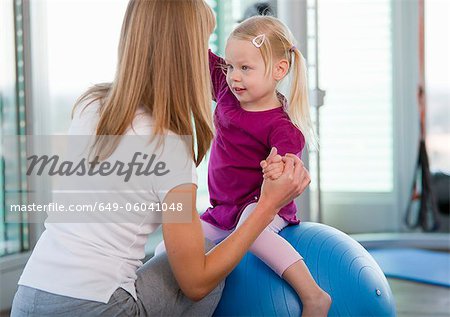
73, 0, 216, 166
230, 16, 318, 151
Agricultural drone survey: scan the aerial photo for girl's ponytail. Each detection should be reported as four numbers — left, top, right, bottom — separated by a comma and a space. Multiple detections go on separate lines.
288, 48, 319, 151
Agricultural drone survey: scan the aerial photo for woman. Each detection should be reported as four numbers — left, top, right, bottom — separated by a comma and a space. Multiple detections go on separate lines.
11, 1, 311, 316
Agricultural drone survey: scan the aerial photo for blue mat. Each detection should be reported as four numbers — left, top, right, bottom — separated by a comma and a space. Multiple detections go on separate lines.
369, 248, 450, 287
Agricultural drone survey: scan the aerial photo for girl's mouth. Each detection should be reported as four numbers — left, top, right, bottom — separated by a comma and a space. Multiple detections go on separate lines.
233, 87, 246, 94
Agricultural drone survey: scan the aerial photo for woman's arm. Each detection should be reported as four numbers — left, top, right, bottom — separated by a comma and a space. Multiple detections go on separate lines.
162, 153, 309, 301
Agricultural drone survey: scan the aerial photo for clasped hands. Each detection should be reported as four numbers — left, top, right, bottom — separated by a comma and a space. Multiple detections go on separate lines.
258, 147, 310, 211
260, 147, 295, 180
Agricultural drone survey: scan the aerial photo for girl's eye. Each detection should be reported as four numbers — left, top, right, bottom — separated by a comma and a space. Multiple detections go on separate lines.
242, 65, 249, 71
226, 64, 234, 70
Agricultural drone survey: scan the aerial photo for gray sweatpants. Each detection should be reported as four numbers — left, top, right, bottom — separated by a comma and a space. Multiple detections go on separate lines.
10, 241, 224, 317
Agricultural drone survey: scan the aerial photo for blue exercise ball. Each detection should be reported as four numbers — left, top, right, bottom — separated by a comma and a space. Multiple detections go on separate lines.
214, 222, 396, 316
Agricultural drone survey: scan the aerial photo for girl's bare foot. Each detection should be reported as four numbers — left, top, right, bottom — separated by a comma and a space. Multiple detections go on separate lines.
301, 289, 332, 317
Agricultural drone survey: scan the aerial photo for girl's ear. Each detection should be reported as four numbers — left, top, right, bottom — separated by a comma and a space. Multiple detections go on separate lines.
273, 59, 290, 81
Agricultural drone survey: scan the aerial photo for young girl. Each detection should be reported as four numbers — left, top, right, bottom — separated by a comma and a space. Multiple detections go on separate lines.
202, 16, 331, 316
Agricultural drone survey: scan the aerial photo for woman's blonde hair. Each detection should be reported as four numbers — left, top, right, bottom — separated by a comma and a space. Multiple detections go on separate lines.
73, 0, 216, 166
230, 16, 318, 150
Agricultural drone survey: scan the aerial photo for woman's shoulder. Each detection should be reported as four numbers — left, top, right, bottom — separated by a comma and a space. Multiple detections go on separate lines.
68, 98, 102, 135
73, 98, 101, 118
70, 100, 189, 149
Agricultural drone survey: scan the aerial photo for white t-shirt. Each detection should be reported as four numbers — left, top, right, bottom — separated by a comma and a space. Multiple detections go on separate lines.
18, 100, 198, 303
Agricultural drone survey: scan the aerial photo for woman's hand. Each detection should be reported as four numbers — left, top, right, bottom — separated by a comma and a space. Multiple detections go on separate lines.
259, 147, 311, 213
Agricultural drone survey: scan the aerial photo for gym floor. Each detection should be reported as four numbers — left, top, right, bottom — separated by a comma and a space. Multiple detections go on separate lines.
1, 278, 449, 317
374, 213, 450, 317
389, 278, 450, 317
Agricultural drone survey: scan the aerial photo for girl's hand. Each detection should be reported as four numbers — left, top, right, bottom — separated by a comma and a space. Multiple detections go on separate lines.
260, 147, 283, 180
264, 163, 284, 180
259, 150, 311, 212
262, 161, 284, 180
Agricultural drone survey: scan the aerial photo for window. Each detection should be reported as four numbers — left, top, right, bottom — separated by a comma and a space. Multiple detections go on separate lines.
43, 0, 129, 134
0, 0, 29, 257
316, 0, 393, 192
306, 0, 398, 232
425, 0, 450, 173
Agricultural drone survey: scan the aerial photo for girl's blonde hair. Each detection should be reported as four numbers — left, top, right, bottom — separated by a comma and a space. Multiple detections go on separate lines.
230, 16, 318, 150
73, 0, 216, 166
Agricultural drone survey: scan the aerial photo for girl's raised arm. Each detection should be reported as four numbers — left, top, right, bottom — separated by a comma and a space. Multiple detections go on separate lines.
208, 49, 228, 102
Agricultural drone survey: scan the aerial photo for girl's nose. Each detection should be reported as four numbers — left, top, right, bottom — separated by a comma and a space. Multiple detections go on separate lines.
230, 71, 241, 82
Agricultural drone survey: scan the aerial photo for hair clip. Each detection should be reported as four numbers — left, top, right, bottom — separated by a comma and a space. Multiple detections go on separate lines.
252, 34, 266, 48
289, 45, 297, 52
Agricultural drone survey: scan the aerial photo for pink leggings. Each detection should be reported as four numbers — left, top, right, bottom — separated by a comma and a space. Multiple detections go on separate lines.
155, 203, 303, 277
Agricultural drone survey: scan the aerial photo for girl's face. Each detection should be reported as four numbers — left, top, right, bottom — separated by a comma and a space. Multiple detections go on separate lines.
224, 38, 278, 110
